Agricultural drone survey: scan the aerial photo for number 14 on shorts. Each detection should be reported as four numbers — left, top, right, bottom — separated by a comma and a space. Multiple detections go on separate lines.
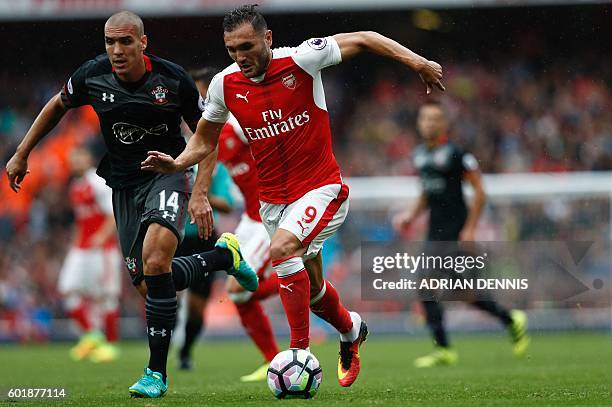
159, 190, 179, 221
159, 190, 179, 213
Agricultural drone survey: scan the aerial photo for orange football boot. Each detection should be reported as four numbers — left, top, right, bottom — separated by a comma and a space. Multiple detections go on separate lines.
337, 321, 368, 387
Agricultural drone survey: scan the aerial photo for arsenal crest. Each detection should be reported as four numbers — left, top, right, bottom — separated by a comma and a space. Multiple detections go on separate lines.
151, 85, 169, 105
282, 74, 297, 90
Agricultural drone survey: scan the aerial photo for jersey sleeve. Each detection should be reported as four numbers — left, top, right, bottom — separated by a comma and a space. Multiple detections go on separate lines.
202, 73, 230, 123
61, 61, 92, 108
88, 171, 114, 215
179, 70, 204, 131
226, 114, 248, 144
292, 36, 342, 77
461, 151, 480, 173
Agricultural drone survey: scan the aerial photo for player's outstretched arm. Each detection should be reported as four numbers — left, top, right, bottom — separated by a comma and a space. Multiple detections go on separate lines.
333, 32, 445, 94
141, 118, 224, 174
5, 93, 68, 192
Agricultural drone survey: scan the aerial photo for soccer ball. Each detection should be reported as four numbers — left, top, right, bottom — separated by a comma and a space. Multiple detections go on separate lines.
267, 348, 322, 399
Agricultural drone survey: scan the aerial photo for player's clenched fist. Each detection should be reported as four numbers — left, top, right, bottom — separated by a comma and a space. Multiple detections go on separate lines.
417, 59, 445, 95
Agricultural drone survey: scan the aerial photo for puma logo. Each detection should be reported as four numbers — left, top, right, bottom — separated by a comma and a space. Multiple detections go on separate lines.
236, 91, 250, 103
280, 283, 294, 292
297, 220, 308, 235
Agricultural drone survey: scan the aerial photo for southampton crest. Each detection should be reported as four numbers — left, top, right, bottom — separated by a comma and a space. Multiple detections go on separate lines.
151, 85, 169, 105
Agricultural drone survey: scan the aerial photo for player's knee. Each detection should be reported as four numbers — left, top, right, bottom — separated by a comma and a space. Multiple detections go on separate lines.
143, 251, 171, 275
269, 240, 297, 261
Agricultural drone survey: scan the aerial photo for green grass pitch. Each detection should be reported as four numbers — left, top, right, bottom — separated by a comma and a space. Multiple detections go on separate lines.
0, 332, 610, 406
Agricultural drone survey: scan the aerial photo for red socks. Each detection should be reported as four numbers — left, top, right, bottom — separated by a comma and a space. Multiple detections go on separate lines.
236, 301, 279, 361
310, 280, 352, 334
251, 273, 279, 301
68, 303, 92, 332
274, 260, 311, 349
104, 310, 120, 342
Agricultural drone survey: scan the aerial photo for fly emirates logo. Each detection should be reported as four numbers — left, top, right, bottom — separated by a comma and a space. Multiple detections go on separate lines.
244, 109, 310, 141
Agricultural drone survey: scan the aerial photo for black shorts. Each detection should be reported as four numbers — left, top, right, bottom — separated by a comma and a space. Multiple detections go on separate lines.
175, 231, 218, 299
113, 170, 194, 286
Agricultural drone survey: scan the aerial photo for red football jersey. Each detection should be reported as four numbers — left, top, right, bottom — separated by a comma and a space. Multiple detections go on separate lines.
69, 169, 115, 249
204, 37, 343, 204
218, 116, 262, 221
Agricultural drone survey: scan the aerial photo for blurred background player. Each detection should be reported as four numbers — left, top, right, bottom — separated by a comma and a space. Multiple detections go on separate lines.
59, 145, 121, 363
172, 67, 237, 371
393, 101, 530, 367
141, 4, 444, 387
174, 161, 234, 370
186, 68, 280, 381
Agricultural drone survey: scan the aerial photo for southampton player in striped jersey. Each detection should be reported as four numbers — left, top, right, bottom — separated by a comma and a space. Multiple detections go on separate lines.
142, 4, 444, 387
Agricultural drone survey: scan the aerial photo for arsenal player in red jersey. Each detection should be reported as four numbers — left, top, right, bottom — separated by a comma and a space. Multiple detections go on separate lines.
59, 146, 122, 363
142, 4, 444, 387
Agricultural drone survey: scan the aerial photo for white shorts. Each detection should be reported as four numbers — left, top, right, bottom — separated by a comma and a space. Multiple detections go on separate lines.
58, 247, 122, 298
235, 214, 271, 277
259, 183, 349, 259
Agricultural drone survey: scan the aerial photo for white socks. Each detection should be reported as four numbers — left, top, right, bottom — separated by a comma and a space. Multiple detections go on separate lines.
340, 311, 362, 343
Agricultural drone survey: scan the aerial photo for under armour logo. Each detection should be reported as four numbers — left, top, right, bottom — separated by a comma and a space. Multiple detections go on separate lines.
162, 211, 176, 221
193, 254, 207, 268
236, 91, 249, 103
149, 327, 167, 337
102, 92, 115, 102
280, 283, 294, 292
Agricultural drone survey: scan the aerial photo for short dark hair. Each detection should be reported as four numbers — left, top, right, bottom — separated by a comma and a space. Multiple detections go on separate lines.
421, 99, 442, 108
106, 11, 145, 37
189, 67, 218, 84
419, 99, 448, 117
223, 4, 267, 33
